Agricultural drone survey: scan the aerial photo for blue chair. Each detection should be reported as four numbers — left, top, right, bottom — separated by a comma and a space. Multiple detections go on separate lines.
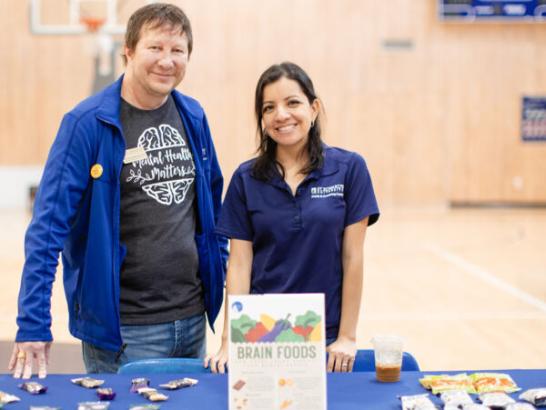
352, 349, 420, 372
117, 358, 211, 374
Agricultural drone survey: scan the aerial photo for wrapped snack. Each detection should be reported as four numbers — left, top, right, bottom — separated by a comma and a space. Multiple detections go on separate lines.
461, 405, 489, 410
145, 392, 169, 403
505, 404, 536, 410
19, 381, 47, 394
137, 387, 157, 395
519, 388, 546, 407
96, 387, 116, 401
470, 373, 520, 394
399, 393, 437, 409
77, 402, 111, 410
159, 377, 198, 390
30, 407, 61, 410
441, 390, 474, 407
479, 392, 516, 408
129, 405, 161, 410
420, 374, 475, 394
0, 390, 20, 404
72, 377, 105, 389
137, 387, 168, 402
131, 378, 150, 393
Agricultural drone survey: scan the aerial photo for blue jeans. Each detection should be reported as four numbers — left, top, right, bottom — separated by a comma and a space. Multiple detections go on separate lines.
82, 313, 206, 373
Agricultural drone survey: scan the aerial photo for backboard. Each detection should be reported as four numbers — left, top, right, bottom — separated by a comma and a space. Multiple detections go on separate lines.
28, 0, 155, 93
29, 0, 156, 35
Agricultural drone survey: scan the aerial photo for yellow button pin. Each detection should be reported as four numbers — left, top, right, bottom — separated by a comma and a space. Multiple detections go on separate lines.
90, 164, 103, 179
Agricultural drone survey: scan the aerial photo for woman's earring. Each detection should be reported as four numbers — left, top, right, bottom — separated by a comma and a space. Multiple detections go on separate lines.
311, 119, 315, 128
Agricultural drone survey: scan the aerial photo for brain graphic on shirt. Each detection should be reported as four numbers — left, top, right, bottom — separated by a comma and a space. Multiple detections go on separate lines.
130, 124, 194, 206
138, 124, 183, 150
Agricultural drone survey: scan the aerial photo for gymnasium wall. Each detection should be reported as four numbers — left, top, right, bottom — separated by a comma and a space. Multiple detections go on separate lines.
1, 0, 546, 207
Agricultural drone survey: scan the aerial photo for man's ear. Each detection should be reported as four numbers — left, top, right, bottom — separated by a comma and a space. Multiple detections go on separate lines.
124, 46, 134, 62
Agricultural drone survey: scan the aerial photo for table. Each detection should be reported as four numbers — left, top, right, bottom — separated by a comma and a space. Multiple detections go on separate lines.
1, 369, 544, 409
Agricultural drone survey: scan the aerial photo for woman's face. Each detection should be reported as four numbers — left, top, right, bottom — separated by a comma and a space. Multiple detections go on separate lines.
261, 77, 318, 151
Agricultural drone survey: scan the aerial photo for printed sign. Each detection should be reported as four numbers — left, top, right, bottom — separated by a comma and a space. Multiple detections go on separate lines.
522, 97, 546, 141
439, 0, 546, 21
228, 294, 326, 410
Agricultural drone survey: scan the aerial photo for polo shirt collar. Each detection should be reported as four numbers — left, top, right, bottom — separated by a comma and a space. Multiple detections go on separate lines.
307, 145, 339, 181
265, 145, 339, 189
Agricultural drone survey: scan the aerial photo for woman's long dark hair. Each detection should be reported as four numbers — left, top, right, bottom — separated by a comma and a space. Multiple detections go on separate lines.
252, 62, 324, 181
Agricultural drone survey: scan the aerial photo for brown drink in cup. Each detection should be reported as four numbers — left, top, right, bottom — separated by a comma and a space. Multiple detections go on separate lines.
371, 335, 403, 383
375, 364, 401, 382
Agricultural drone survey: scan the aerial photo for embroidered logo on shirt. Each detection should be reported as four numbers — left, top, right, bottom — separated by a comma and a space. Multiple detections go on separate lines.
310, 184, 344, 198
125, 124, 195, 206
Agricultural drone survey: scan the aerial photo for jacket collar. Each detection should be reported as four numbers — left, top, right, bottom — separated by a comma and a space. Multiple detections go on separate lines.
95, 75, 124, 127
95, 75, 203, 127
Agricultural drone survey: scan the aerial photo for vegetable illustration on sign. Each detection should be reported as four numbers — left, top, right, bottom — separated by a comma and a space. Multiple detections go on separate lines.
231, 311, 321, 343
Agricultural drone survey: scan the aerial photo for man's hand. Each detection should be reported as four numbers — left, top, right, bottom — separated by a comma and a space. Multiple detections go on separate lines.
8, 342, 51, 379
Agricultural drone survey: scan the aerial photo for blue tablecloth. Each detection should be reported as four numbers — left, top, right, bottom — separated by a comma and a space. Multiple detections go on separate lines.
1, 369, 544, 409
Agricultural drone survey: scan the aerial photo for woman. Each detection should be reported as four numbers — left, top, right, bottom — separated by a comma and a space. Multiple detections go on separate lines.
205, 62, 379, 373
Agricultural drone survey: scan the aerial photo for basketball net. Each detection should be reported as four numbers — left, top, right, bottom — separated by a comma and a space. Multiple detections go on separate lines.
81, 16, 114, 76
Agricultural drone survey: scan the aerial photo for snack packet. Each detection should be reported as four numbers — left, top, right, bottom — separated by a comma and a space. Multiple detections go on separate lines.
479, 391, 516, 407
420, 374, 475, 394
399, 393, 437, 409
30, 407, 61, 410
137, 387, 168, 402
505, 404, 536, 410
440, 390, 474, 407
129, 405, 161, 410
137, 387, 156, 395
0, 390, 20, 404
461, 405, 489, 410
96, 387, 116, 401
19, 382, 47, 394
471, 373, 520, 394
159, 378, 198, 390
131, 378, 150, 393
72, 377, 105, 389
77, 402, 111, 410
519, 387, 546, 407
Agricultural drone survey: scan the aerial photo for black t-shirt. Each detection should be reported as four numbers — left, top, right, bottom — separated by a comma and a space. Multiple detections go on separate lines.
119, 95, 204, 325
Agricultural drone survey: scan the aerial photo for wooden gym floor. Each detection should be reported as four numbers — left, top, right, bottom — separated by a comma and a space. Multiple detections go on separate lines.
0, 207, 545, 372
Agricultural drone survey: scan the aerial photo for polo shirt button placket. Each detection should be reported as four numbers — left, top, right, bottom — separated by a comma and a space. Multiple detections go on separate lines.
293, 212, 302, 230
293, 187, 303, 230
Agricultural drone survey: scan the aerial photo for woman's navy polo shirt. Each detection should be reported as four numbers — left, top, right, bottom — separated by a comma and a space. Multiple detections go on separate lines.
216, 146, 379, 340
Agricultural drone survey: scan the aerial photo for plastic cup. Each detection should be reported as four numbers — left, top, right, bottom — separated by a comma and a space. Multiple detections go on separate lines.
371, 335, 403, 382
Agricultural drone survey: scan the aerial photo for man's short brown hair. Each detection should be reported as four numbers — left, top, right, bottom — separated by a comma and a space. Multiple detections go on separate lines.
123, 3, 193, 64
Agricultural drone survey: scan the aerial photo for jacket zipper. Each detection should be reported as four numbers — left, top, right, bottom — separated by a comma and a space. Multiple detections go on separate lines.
98, 117, 126, 349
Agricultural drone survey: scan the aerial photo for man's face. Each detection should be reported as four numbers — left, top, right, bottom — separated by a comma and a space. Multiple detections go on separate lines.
125, 24, 189, 101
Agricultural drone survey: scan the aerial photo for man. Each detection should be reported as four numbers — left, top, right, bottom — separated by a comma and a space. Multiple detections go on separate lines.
9, 3, 226, 377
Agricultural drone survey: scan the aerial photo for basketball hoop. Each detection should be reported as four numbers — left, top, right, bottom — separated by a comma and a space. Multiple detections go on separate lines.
82, 16, 115, 77
81, 16, 106, 33
29, 0, 123, 93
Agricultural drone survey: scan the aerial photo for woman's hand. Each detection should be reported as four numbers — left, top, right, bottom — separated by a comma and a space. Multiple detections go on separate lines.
204, 239, 253, 375
326, 336, 356, 373
204, 340, 229, 374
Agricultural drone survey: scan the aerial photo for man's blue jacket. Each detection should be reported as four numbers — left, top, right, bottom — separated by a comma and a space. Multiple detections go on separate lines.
15, 77, 227, 352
